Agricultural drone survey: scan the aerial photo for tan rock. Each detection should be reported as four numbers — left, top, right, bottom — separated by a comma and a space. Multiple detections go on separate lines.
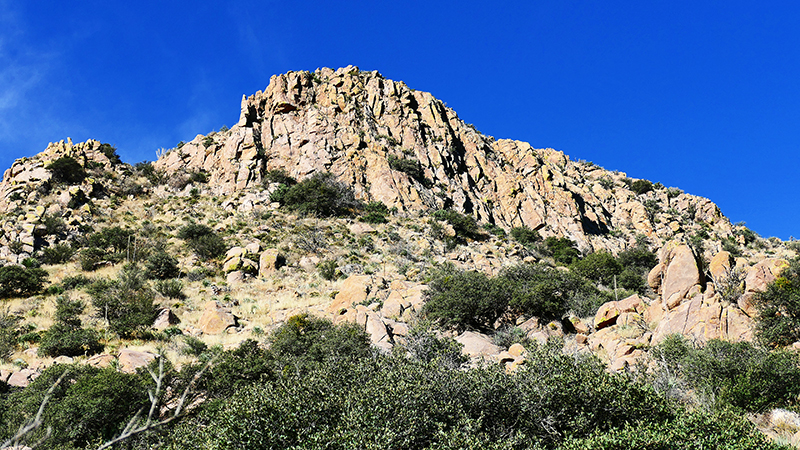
198, 301, 238, 334
7, 369, 38, 387
119, 349, 157, 374
259, 249, 286, 277
153, 308, 180, 330
709, 251, 734, 283
328, 275, 372, 313
661, 244, 702, 306
745, 258, 789, 293
508, 343, 526, 357
85, 353, 115, 368
456, 331, 502, 359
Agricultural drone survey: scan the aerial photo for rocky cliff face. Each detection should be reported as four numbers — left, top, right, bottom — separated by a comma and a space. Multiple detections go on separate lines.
154, 66, 733, 254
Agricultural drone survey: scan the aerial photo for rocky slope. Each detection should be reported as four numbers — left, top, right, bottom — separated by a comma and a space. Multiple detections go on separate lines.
154, 65, 734, 255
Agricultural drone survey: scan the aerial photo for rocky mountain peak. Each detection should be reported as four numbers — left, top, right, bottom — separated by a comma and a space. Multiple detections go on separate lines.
155, 66, 733, 254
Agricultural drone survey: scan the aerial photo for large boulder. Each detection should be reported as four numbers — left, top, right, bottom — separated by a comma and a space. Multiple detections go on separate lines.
198, 301, 238, 334
745, 258, 789, 294
118, 349, 157, 374
456, 331, 502, 360
661, 244, 703, 309
328, 275, 372, 313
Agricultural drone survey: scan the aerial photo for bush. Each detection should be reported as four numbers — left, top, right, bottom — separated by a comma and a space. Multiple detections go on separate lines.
402, 323, 469, 369
510, 226, 540, 246
0, 311, 21, 362
360, 201, 390, 224
651, 335, 800, 412
268, 314, 373, 369
38, 243, 76, 265
279, 172, 360, 217
145, 251, 180, 280
317, 259, 340, 281
388, 154, 431, 187
431, 209, 486, 245
500, 263, 598, 320
754, 258, 800, 347
178, 223, 226, 260
154, 279, 185, 300
263, 169, 297, 186
423, 265, 507, 330
46, 156, 87, 185
89, 264, 158, 338
79, 246, 107, 271
98, 143, 122, 164
38, 296, 103, 358
21, 257, 40, 269
0, 265, 48, 298
544, 236, 580, 265
61, 274, 92, 290
569, 251, 622, 285
629, 179, 653, 195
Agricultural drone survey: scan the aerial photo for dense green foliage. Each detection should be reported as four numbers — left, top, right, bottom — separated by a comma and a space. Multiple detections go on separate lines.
544, 236, 580, 265
177, 223, 226, 260
46, 156, 87, 185
0, 265, 48, 298
145, 251, 180, 280
430, 209, 486, 248
278, 172, 360, 217
652, 335, 800, 412
0, 310, 21, 362
754, 258, 800, 347
510, 225, 541, 246
88, 264, 158, 338
423, 263, 607, 330
39, 296, 103, 358
388, 154, 431, 187
360, 201, 390, 224
629, 179, 654, 195
569, 251, 621, 285
38, 243, 76, 265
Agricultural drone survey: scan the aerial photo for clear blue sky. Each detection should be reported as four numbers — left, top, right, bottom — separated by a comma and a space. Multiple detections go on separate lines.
1, 1, 798, 239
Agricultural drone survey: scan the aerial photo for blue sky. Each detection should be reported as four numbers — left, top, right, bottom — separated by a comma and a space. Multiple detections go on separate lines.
1, 1, 798, 239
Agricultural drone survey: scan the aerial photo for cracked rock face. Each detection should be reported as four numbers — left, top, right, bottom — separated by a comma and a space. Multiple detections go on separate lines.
155, 66, 732, 253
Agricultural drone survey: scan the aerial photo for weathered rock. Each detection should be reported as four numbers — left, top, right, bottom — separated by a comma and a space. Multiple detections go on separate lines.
456, 331, 502, 359
7, 369, 38, 387
651, 295, 754, 344
85, 353, 115, 368
153, 308, 180, 330
745, 258, 789, 293
328, 275, 372, 313
594, 295, 646, 330
708, 251, 734, 283
119, 349, 157, 374
198, 301, 238, 334
661, 244, 703, 308
259, 249, 286, 277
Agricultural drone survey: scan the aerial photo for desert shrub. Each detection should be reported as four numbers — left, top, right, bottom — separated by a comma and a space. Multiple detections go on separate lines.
154, 279, 186, 300
628, 179, 653, 195
651, 335, 800, 412
402, 322, 469, 369
0, 265, 48, 298
431, 209, 486, 246
38, 296, 102, 358
279, 172, 360, 217
197, 339, 275, 399
98, 143, 121, 164
569, 251, 622, 285
263, 169, 297, 186
21, 257, 40, 269
133, 160, 166, 185
360, 201, 390, 224
1, 364, 149, 448
268, 314, 373, 369
0, 310, 21, 362
41, 213, 67, 236
388, 154, 431, 187
317, 259, 340, 281
79, 246, 107, 271
61, 274, 92, 290
46, 156, 87, 185
89, 264, 158, 338
482, 222, 506, 237
500, 263, 598, 320
510, 225, 541, 246
145, 251, 180, 280
544, 236, 580, 265
182, 335, 208, 356
560, 407, 782, 450
754, 258, 800, 347
178, 223, 226, 260
88, 226, 135, 254
423, 265, 507, 330
38, 243, 76, 265
617, 247, 657, 271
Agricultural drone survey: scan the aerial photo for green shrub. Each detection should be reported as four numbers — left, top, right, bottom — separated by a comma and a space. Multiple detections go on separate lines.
178, 223, 226, 260
0, 311, 21, 362
61, 274, 92, 290
98, 143, 122, 164
569, 251, 622, 285
79, 246, 107, 271
38, 243, 76, 265
154, 278, 185, 300
431, 209, 486, 245
263, 169, 297, 186
651, 335, 800, 412
510, 225, 540, 246
317, 259, 340, 281
38, 296, 102, 358
754, 258, 800, 347
2, 364, 149, 447
629, 179, 653, 195
268, 314, 372, 368
0, 265, 48, 298
500, 263, 598, 319
269, 183, 290, 203
145, 251, 180, 280
279, 172, 360, 217
544, 236, 580, 265
402, 322, 469, 369
41, 213, 67, 236
388, 154, 432, 187
21, 257, 40, 269
182, 335, 208, 356
89, 264, 158, 338
482, 223, 506, 237
360, 201, 390, 224
423, 265, 507, 330
46, 156, 87, 185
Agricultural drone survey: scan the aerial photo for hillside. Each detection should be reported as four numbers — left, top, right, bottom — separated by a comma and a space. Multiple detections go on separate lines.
1, 66, 799, 448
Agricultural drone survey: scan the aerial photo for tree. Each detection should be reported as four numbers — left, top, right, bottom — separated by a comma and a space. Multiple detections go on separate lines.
46, 156, 87, 185
754, 258, 800, 347
0, 265, 48, 298
89, 264, 158, 338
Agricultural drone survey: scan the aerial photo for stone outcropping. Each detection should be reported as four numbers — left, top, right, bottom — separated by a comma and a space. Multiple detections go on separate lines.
154, 66, 734, 253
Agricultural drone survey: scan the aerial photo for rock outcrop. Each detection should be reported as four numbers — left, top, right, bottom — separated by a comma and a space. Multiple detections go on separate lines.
154, 66, 734, 253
